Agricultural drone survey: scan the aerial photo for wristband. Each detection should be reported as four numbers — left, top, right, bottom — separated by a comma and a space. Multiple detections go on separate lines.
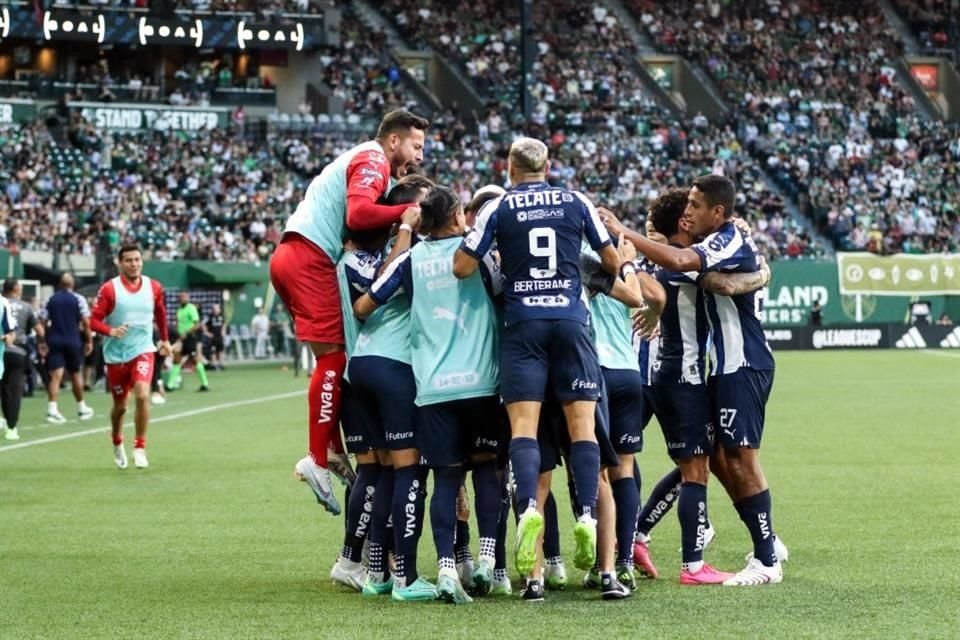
399, 223, 413, 233
620, 263, 636, 279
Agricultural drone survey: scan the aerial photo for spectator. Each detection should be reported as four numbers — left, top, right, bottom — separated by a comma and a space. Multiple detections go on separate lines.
251, 306, 269, 359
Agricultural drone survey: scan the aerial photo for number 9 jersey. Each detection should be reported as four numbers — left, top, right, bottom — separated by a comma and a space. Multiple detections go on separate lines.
459, 181, 611, 327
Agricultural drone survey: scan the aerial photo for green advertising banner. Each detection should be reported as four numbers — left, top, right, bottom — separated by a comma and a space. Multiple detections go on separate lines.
71, 101, 230, 131
838, 253, 960, 296
0, 99, 36, 124
646, 62, 675, 91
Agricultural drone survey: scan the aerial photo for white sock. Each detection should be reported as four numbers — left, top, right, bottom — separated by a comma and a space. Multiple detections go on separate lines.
634, 531, 651, 544
682, 560, 704, 573
78, 401, 90, 411
48, 401, 58, 414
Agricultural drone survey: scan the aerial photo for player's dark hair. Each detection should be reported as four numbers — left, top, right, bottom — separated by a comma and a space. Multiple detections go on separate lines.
648, 187, 690, 237
117, 243, 142, 260
465, 190, 501, 216
419, 186, 461, 235
2, 278, 17, 295
376, 110, 429, 140
691, 174, 736, 219
384, 174, 434, 206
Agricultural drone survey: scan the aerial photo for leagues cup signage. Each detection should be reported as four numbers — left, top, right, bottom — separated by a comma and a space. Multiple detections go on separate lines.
71, 102, 229, 131
0, 99, 36, 124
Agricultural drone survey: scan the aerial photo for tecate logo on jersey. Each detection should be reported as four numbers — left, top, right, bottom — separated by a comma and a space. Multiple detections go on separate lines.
521, 294, 570, 308
571, 378, 598, 391
505, 189, 572, 210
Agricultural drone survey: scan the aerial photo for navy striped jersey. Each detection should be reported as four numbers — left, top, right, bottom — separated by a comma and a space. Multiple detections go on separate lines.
652, 246, 710, 385
460, 181, 611, 326
634, 258, 660, 386
691, 221, 775, 375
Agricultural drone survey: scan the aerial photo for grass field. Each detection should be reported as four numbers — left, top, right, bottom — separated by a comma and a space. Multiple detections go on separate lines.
2, 351, 958, 639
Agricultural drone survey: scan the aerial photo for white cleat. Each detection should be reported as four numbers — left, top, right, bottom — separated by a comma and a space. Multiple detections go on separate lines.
328, 451, 356, 488
294, 456, 341, 515
723, 557, 783, 586
114, 444, 129, 469
151, 392, 166, 405
5, 427, 20, 441
133, 447, 148, 469
330, 557, 367, 592
46, 411, 68, 424
78, 406, 95, 421
746, 535, 790, 563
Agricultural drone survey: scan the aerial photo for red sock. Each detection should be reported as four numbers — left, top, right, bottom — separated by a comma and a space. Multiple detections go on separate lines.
308, 351, 346, 467
134, 438, 145, 449
112, 435, 123, 446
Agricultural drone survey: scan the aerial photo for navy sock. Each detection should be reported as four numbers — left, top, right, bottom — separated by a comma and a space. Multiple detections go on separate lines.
612, 477, 640, 566
569, 440, 601, 518
637, 466, 682, 537
543, 490, 561, 558
566, 473, 578, 519
633, 458, 642, 495
342, 463, 379, 562
495, 475, 510, 571
735, 489, 776, 567
454, 519, 471, 564
678, 481, 708, 564
430, 466, 464, 570
393, 464, 426, 584
508, 437, 540, 511
471, 460, 500, 555
369, 466, 394, 578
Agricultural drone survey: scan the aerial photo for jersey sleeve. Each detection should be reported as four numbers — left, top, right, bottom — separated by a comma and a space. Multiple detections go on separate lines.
345, 149, 408, 231
460, 197, 500, 259
152, 280, 169, 341
573, 191, 612, 251
89, 281, 117, 336
369, 250, 411, 305
479, 249, 504, 298
691, 224, 753, 272
74, 292, 91, 318
344, 250, 383, 303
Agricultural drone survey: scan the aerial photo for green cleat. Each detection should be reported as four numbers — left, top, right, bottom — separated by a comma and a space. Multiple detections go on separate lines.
515, 508, 545, 577
544, 561, 568, 591
437, 573, 473, 605
573, 515, 597, 571
391, 576, 438, 602
490, 574, 512, 596
362, 575, 394, 597
582, 568, 602, 589
471, 558, 494, 597
617, 566, 637, 592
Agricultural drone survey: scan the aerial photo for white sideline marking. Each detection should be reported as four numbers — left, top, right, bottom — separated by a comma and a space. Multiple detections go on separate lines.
0, 390, 306, 453
919, 350, 960, 359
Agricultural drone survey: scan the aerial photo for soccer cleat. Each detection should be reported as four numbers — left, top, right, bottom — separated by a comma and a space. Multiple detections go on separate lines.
78, 406, 95, 421
390, 576, 438, 602
4, 427, 20, 441
151, 392, 166, 405
471, 557, 493, 596
198, 385, 210, 392
600, 572, 633, 600
745, 535, 790, 564
294, 456, 341, 515
437, 571, 473, 605
723, 558, 783, 586
573, 515, 598, 571
582, 568, 602, 589
330, 558, 366, 592
514, 507, 544, 577
328, 451, 357, 488
490, 574, 512, 596
633, 540, 659, 579
616, 566, 637, 591
544, 561, 567, 591
46, 411, 67, 424
519, 578, 544, 603
679, 563, 735, 586
114, 444, 128, 469
361, 575, 394, 597
133, 448, 148, 469
457, 557, 476, 592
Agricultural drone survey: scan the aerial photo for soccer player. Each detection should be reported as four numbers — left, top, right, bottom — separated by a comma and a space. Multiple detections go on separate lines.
44, 273, 95, 423
0, 296, 14, 409
89, 244, 171, 469
356, 185, 505, 605
609, 178, 784, 585
168, 291, 209, 392
204, 303, 226, 371
270, 109, 428, 515
453, 138, 625, 596
1, 278, 45, 441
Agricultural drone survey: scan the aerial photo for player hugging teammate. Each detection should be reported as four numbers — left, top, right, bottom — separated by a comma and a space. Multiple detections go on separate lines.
279, 112, 788, 603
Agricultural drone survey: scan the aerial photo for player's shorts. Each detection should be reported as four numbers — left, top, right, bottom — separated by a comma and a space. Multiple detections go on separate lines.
210, 335, 224, 354
47, 341, 83, 374
649, 379, 714, 460
710, 368, 774, 451
181, 334, 199, 357
417, 396, 504, 468
340, 380, 373, 455
600, 367, 644, 454
540, 392, 618, 472
105, 352, 155, 400
500, 319, 602, 404
271, 233, 343, 345
347, 355, 417, 451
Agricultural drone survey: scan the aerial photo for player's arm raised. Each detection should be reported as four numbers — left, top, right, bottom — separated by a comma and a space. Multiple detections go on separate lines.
345, 150, 410, 231
699, 256, 771, 297
354, 251, 411, 320
599, 206, 701, 273
377, 206, 421, 277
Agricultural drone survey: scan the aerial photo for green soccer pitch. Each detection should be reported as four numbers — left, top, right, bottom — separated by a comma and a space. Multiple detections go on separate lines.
2, 352, 958, 639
